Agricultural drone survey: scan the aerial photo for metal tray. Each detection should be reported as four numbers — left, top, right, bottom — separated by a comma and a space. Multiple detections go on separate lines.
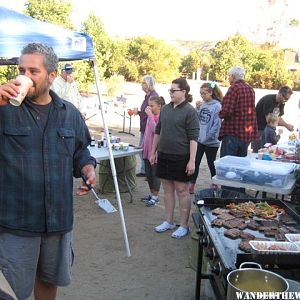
249, 241, 300, 255
285, 234, 300, 243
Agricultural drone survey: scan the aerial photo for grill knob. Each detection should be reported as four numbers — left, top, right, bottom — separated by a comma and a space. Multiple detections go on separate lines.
206, 249, 214, 260
200, 237, 208, 247
211, 262, 222, 275
197, 225, 204, 237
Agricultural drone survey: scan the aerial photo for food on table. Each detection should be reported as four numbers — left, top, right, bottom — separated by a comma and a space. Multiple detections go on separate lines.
225, 201, 285, 220
211, 218, 223, 227
224, 228, 241, 239
240, 231, 255, 240
222, 218, 247, 230
212, 207, 229, 215
289, 132, 297, 141
238, 238, 270, 253
247, 219, 260, 231
216, 213, 235, 221
210, 200, 299, 248
238, 240, 252, 253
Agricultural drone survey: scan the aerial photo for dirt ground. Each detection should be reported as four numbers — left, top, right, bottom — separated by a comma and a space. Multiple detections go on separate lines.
49, 113, 216, 300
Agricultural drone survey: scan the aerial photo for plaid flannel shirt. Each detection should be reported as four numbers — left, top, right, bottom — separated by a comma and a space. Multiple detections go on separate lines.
0, 91, 96, 234
219, 80, 258, 142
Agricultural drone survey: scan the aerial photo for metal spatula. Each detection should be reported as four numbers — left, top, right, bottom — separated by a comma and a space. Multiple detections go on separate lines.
81, 175, 117, 213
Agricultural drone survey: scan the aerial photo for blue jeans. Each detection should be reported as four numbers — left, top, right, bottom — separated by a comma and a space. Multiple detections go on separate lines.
220, 135, 249, 158
251, 130, 264, 153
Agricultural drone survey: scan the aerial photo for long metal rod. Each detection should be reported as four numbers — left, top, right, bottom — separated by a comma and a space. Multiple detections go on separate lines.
91, 59, 131, 257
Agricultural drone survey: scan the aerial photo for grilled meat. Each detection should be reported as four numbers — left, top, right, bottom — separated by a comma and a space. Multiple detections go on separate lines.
247, 219, 259, 231
239, 240, 252, 253
224, 228, 241, 239
211, 218, 223, 227
212, 207, 229, 215
217, 213, 236, 221
240, 231, 255, 240
223, 218, 247, 230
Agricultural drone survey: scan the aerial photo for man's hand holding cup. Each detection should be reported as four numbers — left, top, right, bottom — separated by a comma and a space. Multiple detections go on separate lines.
1, 75, 33, 107
0, 77, 23, 106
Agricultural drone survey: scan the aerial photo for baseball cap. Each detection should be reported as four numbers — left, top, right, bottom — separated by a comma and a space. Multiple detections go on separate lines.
61, 63, 73, 74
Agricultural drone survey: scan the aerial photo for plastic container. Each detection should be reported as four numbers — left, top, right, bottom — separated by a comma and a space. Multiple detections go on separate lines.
214, 156, 297, 187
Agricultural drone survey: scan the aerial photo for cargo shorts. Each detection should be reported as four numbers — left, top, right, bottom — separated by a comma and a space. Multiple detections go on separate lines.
0, 231, 73, 300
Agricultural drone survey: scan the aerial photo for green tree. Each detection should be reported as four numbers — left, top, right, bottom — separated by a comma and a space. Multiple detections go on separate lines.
104, 40, 127, 78
210, 35, 256, 82
82, 13, 113, 79
0, 65, 18, 84
248, 48, 292, 89
180, 49, 212, 79
25, 0, 74, 30
122, 36, 181, 83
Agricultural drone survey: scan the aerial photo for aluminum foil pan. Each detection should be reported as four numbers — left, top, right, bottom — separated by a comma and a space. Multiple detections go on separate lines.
249, 241, 300, 255
285, 234, 300, 243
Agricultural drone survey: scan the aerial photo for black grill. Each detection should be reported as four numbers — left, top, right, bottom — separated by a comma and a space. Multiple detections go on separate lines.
193, 197, 300, 300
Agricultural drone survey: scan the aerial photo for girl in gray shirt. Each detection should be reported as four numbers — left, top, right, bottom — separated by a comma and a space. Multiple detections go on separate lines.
189, 82, 223, 194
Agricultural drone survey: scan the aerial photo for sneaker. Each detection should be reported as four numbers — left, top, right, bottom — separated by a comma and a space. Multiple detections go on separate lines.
146, 196, 159, 207
171, 226, 189, 239
141, 195, 151, 202
155, 221, 176, 233
136, 173, 146, 177
145, 199, 156, 207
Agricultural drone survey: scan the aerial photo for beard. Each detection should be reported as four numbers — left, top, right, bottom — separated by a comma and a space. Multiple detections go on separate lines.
26, 76, 50, 103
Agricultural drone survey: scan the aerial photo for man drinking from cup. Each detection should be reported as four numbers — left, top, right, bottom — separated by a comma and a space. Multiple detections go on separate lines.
0, 43, 96, 300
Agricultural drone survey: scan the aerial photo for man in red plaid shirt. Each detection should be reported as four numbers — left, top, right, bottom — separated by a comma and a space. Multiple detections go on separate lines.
219, 66, 258, 158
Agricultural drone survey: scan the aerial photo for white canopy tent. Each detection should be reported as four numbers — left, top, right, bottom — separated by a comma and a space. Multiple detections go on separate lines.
0, 5, 131, 257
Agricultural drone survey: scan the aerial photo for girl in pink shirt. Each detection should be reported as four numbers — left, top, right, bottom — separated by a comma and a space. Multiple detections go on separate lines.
142, 96, 165, 207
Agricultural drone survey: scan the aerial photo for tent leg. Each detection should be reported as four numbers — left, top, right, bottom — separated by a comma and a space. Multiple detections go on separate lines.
91, 60, 131, 257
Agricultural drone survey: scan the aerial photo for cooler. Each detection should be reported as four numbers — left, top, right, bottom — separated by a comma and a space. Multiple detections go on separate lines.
214, 156, 297, 188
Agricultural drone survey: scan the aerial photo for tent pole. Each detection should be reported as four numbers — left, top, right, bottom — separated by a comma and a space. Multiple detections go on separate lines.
90, 59, 131, 257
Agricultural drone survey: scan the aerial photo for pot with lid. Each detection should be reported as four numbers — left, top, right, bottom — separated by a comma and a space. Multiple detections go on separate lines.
227, 262, 289, 300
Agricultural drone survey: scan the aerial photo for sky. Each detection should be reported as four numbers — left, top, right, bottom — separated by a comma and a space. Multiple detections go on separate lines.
1, 0, 300, 49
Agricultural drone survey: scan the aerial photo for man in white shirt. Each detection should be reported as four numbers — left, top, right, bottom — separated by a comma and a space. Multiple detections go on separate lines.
51, 63, 83, 112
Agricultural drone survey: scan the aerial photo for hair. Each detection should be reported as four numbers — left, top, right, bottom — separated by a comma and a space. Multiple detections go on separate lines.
279, 86, 293, 97
149, 96, 165, 107
228, 66, 245, 80
266, 113, 279, 125
200, 82, 223, 102
20, 43, 59, 73
172, 77, 193, 102
143, 75, 156, 92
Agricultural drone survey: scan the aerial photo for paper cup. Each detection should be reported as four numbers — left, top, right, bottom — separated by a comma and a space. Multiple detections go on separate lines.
9, 75, 33, 106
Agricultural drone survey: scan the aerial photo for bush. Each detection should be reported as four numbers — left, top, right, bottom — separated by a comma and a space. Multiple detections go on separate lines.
105, 74, 125, 97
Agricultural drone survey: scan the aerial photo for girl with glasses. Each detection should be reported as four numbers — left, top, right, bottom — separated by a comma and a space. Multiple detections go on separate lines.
149, 78, 199, 238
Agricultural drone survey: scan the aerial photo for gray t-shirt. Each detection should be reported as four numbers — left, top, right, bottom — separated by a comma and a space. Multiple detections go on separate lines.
155, 100, 199, 155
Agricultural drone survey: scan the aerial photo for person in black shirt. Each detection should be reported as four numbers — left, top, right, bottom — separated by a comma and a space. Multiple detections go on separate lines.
252, 86, 293, 152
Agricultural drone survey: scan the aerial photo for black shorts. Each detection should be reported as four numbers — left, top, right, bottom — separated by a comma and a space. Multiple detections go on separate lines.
156, 152, 191, 182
